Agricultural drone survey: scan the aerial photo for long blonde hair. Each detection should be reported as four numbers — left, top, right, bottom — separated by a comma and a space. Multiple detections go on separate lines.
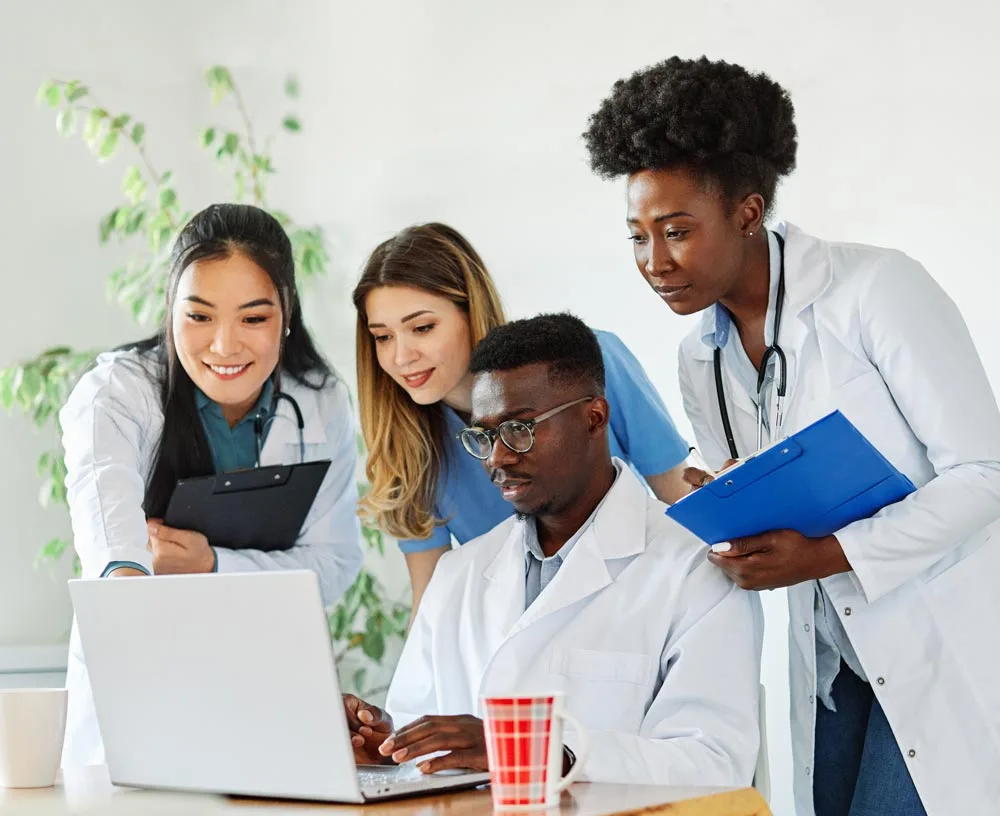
353, 223, 506, 541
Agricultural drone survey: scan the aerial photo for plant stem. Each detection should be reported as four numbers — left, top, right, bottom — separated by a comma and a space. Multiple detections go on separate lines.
57, 80, 179, 232
228, 78, 263, 205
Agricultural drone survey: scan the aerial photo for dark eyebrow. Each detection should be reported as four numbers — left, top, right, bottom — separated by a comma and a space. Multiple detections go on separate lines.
367, 310, 435, 330
471, 406, 537, 427
626, 211, 694, 225
182, 296, 276, 309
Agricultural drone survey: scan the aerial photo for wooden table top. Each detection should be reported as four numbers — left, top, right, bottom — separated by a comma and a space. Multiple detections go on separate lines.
0, 766, 772, 815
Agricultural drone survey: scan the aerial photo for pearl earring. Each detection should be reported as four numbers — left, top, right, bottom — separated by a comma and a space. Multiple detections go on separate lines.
285, 327, 291, 337
748, 231, 754, 237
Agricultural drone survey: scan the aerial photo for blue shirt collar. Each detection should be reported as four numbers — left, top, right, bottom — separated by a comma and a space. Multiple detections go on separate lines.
701, 228, 784, 351
195, 377, 275, 428
521, 460, 622, 568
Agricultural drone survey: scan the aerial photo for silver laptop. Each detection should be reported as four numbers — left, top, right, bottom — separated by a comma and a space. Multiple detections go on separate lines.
69, 571, 489, 802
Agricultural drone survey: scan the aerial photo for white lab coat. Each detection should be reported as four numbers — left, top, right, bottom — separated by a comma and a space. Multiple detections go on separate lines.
59, 348, 363, 768
385, 461, 763, 788
678, 224, 1000, 816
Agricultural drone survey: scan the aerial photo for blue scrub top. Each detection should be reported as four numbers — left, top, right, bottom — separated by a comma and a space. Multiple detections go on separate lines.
399, 330, 688, 554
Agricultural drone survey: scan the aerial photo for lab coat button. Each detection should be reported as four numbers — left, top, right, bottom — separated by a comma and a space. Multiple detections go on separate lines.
804, 623, 811, 632
844, 607, 852, 616
877, 677, 885, 685
805, 766, 812, 777
908, 749, 916, 758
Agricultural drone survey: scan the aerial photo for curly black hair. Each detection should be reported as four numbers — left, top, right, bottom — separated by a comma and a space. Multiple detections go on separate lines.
583, 56, 797, 210
469, 313, 605, 394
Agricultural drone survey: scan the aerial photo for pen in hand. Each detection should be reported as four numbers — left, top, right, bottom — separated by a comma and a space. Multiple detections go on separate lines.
683, 447, 716, 490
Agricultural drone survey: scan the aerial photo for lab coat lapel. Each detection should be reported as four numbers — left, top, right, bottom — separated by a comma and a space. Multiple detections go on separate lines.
774, 224, 834, 423
507, 465, 649, 638
481, 523, 529, 644
258, 379, 327, 465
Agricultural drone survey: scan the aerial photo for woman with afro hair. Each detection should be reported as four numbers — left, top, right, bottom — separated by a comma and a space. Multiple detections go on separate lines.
585, 57, 1000, 816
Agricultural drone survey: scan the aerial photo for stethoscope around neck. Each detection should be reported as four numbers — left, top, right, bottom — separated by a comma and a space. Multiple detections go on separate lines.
252, 387, 306, 466
713, 232, 789, 461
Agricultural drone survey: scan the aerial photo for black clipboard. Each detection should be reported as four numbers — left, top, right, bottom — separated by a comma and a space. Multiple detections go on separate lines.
163, 460, 332, 552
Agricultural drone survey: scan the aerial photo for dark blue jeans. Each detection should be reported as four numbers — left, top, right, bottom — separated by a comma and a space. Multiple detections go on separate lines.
813, 663, 927, 816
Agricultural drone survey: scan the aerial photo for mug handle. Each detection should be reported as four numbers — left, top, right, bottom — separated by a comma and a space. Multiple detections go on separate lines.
555, 711, 589, 792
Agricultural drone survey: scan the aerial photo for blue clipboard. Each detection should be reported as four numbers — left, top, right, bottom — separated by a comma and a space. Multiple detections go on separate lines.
666, 410, 916, 545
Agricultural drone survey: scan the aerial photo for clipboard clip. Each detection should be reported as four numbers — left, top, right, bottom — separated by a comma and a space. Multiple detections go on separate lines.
705, 438, 804, 499
212, 466, 292, 494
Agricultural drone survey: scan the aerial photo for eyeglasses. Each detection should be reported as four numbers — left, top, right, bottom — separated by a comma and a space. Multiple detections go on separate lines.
458, 396, 594, 460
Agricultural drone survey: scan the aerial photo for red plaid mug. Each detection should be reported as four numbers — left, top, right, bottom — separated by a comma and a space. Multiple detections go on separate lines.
481, 693, 589, 810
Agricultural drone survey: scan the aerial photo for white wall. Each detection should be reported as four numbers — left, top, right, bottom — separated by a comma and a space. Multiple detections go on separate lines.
2, 2, 998, 813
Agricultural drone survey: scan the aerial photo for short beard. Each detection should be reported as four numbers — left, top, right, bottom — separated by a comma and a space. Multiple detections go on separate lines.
514, 499, 553, 522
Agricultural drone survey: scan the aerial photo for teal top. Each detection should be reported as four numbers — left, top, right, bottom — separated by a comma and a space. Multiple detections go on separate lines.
194, 379, 275, 472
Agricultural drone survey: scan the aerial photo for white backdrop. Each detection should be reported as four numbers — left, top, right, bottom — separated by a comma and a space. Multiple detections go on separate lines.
2, 2, 998, 812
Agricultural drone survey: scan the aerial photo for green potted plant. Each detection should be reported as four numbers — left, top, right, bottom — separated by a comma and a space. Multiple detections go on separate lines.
0, 66, 408, 700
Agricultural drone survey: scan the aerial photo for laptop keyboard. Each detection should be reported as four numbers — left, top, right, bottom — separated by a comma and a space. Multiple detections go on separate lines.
358, 766, 424, 787
358, 765, 485, 797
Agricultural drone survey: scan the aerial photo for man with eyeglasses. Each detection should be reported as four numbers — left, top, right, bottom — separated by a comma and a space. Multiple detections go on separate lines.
342, 313, 763, 786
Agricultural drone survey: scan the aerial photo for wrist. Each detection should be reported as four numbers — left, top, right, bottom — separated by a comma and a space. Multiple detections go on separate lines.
815, 534, 851, 579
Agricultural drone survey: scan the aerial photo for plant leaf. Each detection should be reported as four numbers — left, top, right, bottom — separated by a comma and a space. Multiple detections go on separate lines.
56, 108, 75, 137
158, 188, 177, 209
97, 130, 119, 161
282, 115, 301, 133
99, 209, 119, 243
351, 668, 367, 694
83, 108, 106, 145
130, 123, 145, 145
122, 165, 142, 192
361, 630, 385, 662
201, 127, 216, 148
37, 80, 60, 108
64, 82, 88, 103
125, 208, 145, 234
111, 114, 131, 130
18, 367, 43, 409
34, 537, 70, 568
223, 132, 239, 154
205, 65, 233, 103
0, 368, 13, 411
284, 75, 300, 98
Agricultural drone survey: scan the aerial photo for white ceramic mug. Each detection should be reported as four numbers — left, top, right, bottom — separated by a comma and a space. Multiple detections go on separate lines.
0, 688, 68, 788
482, 692, 589, 810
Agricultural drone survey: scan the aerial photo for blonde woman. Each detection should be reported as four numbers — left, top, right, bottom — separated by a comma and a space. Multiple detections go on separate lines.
353, 223, 689, 614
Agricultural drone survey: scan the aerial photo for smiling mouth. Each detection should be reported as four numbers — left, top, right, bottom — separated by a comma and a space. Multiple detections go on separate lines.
204, 362, 252, 380
401, 369, 434, 388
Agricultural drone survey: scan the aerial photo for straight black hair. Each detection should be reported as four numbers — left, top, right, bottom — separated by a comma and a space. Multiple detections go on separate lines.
130, 203, 333, 518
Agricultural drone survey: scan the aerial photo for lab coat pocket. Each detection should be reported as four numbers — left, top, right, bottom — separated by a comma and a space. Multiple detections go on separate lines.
830, 370, 885, 420
549, 648, 652, 732
828, 368, 915, 471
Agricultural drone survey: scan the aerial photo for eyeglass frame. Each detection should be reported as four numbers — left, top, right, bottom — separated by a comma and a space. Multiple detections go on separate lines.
458, 395, 595, 460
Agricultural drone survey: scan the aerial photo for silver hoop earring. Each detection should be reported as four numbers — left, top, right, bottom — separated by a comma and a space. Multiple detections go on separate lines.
285, 327, 291, 337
